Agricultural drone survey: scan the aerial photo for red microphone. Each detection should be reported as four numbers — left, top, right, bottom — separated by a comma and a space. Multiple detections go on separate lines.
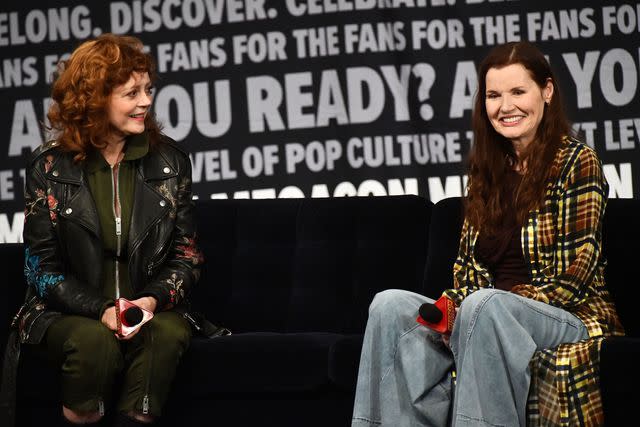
114, 298, 153, 337
417, 295, 456, 335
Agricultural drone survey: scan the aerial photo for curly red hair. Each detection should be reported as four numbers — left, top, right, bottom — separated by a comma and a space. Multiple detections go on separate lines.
465, 42, 573, 235
47, 33, 162, 161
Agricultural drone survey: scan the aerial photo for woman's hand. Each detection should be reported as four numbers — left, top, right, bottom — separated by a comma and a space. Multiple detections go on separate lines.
441, 306, 459, 349
442, 334, 451, 349
101, 297, 158, 340
129, 296, 158, 313
117, 297, 158, 340
101, 306, 118, 332
101, 305, 140, 340
118, 297, 158, 341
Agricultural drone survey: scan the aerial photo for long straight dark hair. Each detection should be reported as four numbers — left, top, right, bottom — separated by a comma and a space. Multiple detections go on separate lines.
465, 41, 572, 234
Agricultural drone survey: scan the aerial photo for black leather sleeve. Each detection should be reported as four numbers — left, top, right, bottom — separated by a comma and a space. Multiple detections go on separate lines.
135, 148, 204, 309
46, 277, 113, 319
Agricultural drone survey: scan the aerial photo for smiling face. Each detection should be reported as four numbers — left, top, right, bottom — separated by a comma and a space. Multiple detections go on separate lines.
106, 71, 153, 143
485, 63, 553, 152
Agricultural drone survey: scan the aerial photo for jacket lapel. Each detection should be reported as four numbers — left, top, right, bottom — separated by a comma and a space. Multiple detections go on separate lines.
60, 185, 101, 238
128, 150, 176, 256
50, 153, 101, 239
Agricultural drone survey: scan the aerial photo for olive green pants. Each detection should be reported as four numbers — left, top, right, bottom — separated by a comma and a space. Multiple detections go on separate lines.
43, 311, 191, 417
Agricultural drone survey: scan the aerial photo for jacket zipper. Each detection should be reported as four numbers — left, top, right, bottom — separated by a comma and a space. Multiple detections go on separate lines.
128, 205, 168, 288
111, 163, 122, 299
147, 241, 170, 278
129, 196, 168, 264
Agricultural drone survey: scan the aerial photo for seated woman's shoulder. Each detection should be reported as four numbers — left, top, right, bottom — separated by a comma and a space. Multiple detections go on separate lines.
28, 140, 67, 166
155, 134, 189, 158
555, 136, 604, 185
31, 139, 59, 155
151, 134, 192, 174
562, 134, 588, 149
559, 135, 600, 162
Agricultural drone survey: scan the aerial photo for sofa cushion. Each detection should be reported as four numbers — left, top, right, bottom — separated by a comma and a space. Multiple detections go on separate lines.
599, 336, 640, 425
16, 343, 60, 401
192, 196, 431, 334
192, 200, 298, 333
288, 197, 431, 334
328, 334, 364, 391
173, 332, 344, 396
422, 197, 463, 299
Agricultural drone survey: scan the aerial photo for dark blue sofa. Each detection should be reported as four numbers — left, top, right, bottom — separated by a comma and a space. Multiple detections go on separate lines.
1, 195, 638, 426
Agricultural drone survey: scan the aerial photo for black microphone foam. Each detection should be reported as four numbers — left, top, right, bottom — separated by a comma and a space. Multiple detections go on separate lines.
123, 307, 143, 326
419, 303, 443, 323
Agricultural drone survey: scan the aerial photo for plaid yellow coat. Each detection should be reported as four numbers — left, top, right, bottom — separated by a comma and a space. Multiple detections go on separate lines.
443, 137, 625, 426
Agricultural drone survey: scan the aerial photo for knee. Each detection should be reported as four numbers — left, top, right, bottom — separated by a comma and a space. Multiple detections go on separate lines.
63, 406, 103, 424
455, 289, 511, 333
148, 313, 192, 353
63, 322, 122, 373
64, 322, 119, 357
369, 289, 410, 317
458, 289, 505, 316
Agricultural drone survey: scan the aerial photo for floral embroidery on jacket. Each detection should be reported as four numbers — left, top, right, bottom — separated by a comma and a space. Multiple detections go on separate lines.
24, 189, 46, 221
47, 190, 59, 225
24, 188, 59, 226
176, 236, 204, 266
24, 247, 64, 298
166, 272, 185, 305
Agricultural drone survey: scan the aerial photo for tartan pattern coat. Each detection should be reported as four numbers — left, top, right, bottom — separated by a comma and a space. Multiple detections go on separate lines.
443, 137, 625, 426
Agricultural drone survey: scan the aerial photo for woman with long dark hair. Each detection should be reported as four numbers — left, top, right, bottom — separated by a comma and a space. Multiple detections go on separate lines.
351, 41, 623, 426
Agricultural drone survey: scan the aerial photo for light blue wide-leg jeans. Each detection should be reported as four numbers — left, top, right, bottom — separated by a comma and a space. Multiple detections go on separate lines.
351, 288, 589, 427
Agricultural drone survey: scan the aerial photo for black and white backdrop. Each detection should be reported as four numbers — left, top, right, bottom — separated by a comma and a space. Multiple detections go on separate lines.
0, 0, 638, 242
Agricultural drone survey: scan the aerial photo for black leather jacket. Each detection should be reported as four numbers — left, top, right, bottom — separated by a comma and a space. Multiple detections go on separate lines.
19, 136, 203, 344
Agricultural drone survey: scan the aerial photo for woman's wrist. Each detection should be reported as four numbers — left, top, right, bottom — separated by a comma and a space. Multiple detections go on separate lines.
136, 296, 158, 312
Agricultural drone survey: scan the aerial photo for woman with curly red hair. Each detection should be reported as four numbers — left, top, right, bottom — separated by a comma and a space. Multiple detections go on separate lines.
13, 33, 204, 426
351, 42, 624, 426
